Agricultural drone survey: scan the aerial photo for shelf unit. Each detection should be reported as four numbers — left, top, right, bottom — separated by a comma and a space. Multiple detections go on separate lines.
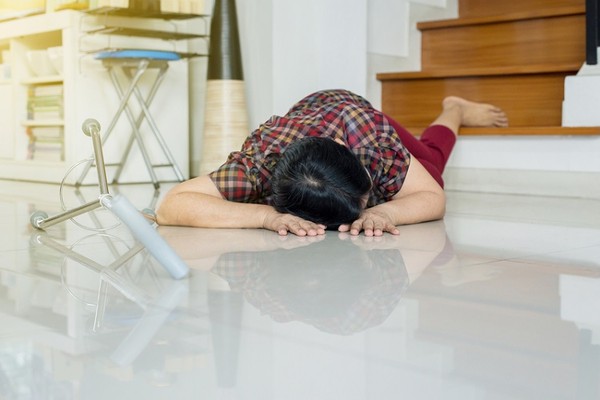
0, 12, 68, 182
0, 9, 205, 184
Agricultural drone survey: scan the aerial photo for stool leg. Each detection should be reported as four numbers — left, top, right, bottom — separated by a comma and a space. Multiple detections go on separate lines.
112, 67, 165, 184
109, 65, 161, 188
128, 64, 186, 182
75, 60, 151, 186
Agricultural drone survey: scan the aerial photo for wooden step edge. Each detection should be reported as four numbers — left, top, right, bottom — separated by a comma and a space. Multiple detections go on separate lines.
377, 63, 582, 81
461, 126, 600, 136
404, 126, 600, 136
417, 5, 584, 31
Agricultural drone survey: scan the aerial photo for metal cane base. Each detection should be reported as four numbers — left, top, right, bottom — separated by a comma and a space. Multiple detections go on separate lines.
30, 119, 189, 280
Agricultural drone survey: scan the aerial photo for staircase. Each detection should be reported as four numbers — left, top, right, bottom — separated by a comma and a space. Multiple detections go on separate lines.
377, 0, 600, 136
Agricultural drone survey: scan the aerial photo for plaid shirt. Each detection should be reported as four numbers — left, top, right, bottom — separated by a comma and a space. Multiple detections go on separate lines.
209, 89, 411, 206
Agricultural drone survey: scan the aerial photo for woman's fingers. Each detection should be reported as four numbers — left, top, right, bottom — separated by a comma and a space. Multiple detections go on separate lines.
341, 211, 400, 236
270, 213, 326, 236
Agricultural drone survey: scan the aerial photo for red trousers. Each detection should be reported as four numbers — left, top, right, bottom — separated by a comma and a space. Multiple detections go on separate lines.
384, 114, 456, 188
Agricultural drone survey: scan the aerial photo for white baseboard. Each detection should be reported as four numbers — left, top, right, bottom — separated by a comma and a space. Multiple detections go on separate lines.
443, 167, 600, 199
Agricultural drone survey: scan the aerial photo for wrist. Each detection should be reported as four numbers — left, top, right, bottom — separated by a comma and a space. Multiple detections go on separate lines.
259, 205, 280, 230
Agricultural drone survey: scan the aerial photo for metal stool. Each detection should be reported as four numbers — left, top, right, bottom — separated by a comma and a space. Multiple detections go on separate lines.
76, 50, 185, 189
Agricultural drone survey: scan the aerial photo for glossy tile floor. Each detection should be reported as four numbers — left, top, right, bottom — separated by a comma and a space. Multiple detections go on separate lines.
1, 180, 600, 400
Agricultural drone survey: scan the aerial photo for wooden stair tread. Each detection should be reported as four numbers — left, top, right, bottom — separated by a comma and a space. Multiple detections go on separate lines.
405, 126, 600, 136
417, 5, 584, 30
377, 63, 581, 81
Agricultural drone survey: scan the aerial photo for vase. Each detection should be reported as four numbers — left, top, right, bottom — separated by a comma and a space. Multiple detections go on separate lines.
200, 0, 250, 175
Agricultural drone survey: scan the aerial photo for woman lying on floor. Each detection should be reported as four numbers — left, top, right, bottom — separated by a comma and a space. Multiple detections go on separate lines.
156, 89, 507, 237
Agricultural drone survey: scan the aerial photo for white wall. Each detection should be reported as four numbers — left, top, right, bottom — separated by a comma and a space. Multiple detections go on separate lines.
237, 0, 367, 127
236, 0, 273, 130
231, 0, 600, 198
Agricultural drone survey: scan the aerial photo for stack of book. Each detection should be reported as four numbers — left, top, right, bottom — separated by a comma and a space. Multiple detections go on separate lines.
27, 84, 63, 121
26, 84, 64, 162
27, 126, 64, 162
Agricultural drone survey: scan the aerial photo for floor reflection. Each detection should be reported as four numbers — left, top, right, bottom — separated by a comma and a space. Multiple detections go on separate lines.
3, 179, 600, 399
210, 238, 410, 335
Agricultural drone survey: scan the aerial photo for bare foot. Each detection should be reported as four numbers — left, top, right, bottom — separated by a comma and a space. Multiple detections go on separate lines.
443, 96, 508, 128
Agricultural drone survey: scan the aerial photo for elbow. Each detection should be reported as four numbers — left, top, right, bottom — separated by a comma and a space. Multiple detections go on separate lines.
436, 203, 446, 221
435, 191, 447, 220
425, 190, 446, 222
155, 195, 176, 226
155, 204, 169, 226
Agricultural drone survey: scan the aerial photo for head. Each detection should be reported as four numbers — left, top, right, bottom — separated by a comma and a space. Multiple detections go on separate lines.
271, 136, 372, 228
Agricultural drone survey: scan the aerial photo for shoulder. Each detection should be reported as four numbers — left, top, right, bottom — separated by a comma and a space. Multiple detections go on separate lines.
286, 89, 374, 116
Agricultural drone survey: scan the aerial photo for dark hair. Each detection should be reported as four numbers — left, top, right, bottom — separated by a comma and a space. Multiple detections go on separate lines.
271, 137, 372, 228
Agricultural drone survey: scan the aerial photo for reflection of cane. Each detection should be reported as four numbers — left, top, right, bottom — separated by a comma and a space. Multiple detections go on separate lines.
109, 278, 188, 366
200, 0, 250, 175
208, 274, 244, 388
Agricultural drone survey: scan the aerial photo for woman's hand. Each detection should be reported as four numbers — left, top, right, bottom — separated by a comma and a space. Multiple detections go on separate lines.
338, 208, 400, 237
337, 156, 445, 237
263, 210, 326, 236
